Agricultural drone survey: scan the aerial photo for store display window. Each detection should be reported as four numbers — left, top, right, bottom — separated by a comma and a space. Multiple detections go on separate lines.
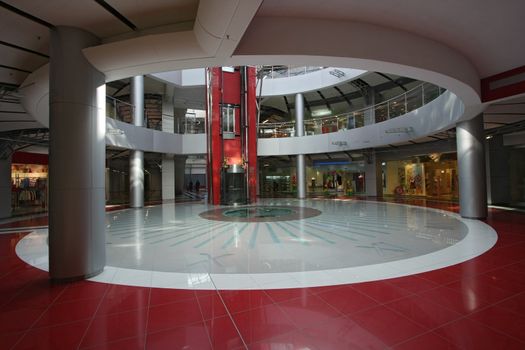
11, 163, 48, 211
382, 153, 458, 200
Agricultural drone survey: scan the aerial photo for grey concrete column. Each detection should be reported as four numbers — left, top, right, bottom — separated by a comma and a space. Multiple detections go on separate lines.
174, 155, 187, 195
49, 26, 106, 280
456, 114, 488, 218
364, 152, 382, 197
0, 156, 12, 219
162, 154, 175, 200
130, 76, 144, 208
364, 87, 376, 125
295, 93, 306, 199
486, 134, 511, 205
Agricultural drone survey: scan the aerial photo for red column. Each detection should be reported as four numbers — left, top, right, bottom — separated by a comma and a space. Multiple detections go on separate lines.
206, 67, 257, 205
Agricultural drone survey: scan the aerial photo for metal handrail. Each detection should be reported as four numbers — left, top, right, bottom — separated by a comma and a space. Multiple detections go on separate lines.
258, 82, 445, 138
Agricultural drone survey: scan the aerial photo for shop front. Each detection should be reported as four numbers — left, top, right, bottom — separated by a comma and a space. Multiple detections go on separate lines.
382, 153, 458, 200
11, 152, 48, 215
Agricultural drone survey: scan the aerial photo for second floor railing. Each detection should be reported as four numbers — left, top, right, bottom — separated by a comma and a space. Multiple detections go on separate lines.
106, 82, 445, 138
258, 83, 445, 138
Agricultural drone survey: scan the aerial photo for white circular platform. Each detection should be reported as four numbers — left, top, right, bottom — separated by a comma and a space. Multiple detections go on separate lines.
15, 200, 497, 290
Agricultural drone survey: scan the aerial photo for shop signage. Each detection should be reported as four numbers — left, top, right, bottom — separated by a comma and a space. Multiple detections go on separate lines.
107, 127, 124, 135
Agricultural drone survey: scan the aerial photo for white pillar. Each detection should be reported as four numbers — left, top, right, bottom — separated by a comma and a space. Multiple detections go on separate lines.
130, 76, 144, 208
295, 93, 306, 199
0, 156, 12, 219
162, 155, 175, 200
364, 152, 381, 196
456, 114, 487, 218
48, 26, 106, 280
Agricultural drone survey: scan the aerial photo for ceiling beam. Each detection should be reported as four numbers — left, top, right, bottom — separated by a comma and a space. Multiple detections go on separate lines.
375, 72, 407, 91
94, 0, 137, 31
0, 40, 49, 58
333, 86, 352, 107
0, 64, 31, 74
316, 90, 331, 110
0, 1, 54, 28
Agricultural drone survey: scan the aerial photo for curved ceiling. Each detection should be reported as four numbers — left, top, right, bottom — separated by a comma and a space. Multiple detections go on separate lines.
0, 0, 524, 137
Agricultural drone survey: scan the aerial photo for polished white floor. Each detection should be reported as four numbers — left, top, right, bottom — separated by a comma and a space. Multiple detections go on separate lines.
15, 199, 497, 290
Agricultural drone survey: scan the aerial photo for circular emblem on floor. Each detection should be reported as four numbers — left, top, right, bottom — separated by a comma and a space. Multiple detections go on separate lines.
199, 205, 322, 222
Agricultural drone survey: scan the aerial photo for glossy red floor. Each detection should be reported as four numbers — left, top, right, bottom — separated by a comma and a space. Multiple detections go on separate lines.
0, 200, 524, 349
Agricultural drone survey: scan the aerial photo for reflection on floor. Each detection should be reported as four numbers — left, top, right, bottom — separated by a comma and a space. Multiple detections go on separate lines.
0, 199, 524, 349
15, 199, 496, 290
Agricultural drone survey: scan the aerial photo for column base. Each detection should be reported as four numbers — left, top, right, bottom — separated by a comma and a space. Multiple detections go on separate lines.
50, 267, 105, 283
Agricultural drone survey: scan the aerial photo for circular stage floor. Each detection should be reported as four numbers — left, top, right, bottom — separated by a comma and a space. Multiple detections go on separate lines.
16, 199, 497, 290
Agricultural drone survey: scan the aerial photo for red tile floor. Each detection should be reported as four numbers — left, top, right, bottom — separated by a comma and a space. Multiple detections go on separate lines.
0, 200, 524, 349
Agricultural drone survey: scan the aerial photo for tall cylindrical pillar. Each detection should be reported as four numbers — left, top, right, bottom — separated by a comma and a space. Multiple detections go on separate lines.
297, 155, 306, 199
130, 150, 144, 207
130, 76, 144, 208
49, 26, 106, 280
295, 93, 306, 199
456, 114, 488, 218
0, 156, 12, 219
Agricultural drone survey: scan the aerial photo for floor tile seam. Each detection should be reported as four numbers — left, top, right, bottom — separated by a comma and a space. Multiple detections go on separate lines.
147, 296, 199, 310
351, 288, 416, 306
383, 278, 440, 294
145, 318, 207, 337
407, 310, 508, 346
462, 312, 525, 344
142, 287, 152, 350
349, 284, 416, 304
388, 328, 456, 349
270, 294, 336, 331
208, 276, 249, 350
53, 293, 111, 306
75, 284, 112, 349
413, 288, 489, 316
8, 283, 69, 350
345, 308, 431, 349
29, 315, 96, 331
244, 327, 323, 349
440, 277, 520, 301
78, 335, 145, 350
273, 292, 347, 319
192, 288, 215, 349
382, 299, 463, 331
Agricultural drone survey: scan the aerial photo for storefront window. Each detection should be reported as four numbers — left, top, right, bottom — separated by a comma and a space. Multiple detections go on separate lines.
382, 153, 458, 199
11, 163, 48, 214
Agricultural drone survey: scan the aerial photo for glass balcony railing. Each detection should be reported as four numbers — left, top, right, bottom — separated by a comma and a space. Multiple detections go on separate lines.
257, 83, 445, 138
258, 65, 326, 79
106, 82, 445, 138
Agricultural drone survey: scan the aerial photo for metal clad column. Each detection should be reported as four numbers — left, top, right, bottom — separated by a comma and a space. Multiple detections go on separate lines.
49, 26, 106, 280
0, 156, 11, 219
456, 114, 488, 218
130, 76, 144, 208
295, 93, 306, 199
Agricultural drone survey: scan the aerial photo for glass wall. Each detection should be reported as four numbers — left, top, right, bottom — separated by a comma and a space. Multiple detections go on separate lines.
382, 153, 458, 200
259, 159, 366, 197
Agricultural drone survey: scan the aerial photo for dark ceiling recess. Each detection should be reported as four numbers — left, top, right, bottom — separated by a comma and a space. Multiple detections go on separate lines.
0, 40, 49, 58
94, 0, 137, 31
375, 72, 407, 91
316, 90, 331, 110
333, 86, 352, 107
0, 64, 31, 74
0, 1, 54, 28
283, 95, 291, 115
